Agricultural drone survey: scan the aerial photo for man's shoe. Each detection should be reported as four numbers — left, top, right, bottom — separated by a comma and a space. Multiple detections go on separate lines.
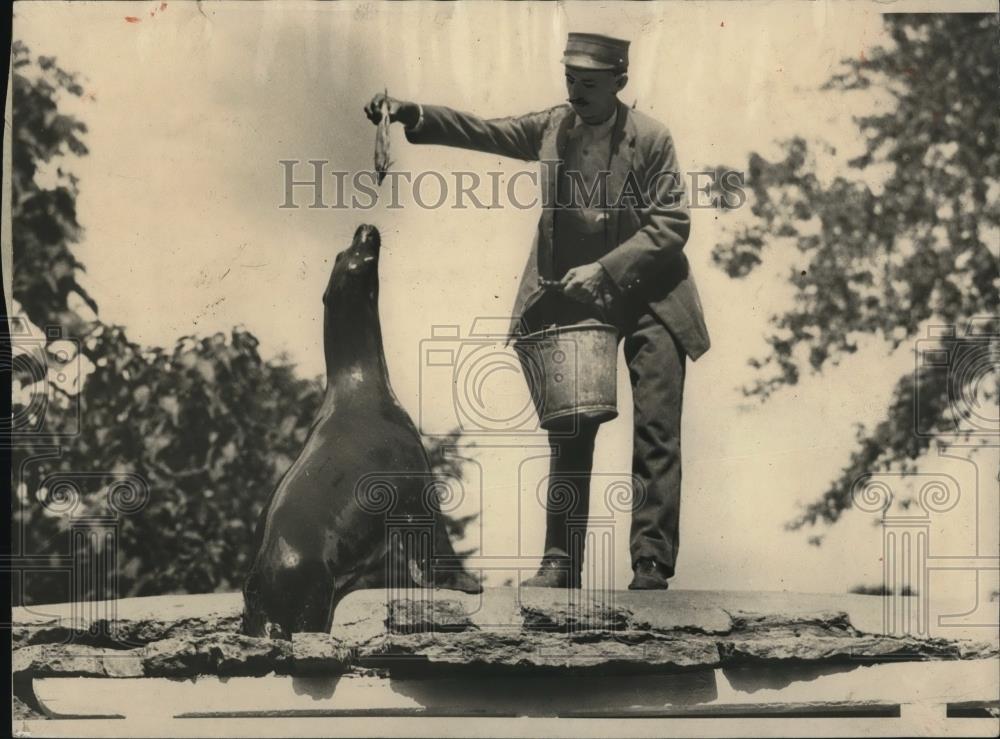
522, 558, 580, 588
628, 558, 670, 590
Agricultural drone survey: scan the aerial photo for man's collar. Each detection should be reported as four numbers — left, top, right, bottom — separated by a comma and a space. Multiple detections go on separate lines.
571, 107, 619, 135
555, 100, 632, 155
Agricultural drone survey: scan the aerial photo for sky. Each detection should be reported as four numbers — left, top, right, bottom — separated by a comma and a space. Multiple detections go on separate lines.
11, 1, 998, 619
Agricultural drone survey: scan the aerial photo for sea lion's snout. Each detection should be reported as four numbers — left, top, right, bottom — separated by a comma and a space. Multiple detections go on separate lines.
331, 224, 382, 283
352, 224, 381, 253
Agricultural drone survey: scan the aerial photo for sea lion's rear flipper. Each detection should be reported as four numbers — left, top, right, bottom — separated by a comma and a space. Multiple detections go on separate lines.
397, 530, 481, 594
406, 554, 481, 594
433, 567, 483, 594
408, 557, 429, 587
424, 515, 483, 593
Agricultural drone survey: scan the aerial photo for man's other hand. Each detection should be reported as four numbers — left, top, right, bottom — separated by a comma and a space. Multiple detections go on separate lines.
364, 93, 420, 128
560, 262, 614, 307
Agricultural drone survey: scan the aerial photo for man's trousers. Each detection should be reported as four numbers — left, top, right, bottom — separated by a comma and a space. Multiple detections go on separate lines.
528, 290, 687, 579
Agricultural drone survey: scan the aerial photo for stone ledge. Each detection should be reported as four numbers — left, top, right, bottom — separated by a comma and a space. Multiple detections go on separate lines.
13, 633, 355, 680
13, 588, 998, 682
13, 592, 242, 649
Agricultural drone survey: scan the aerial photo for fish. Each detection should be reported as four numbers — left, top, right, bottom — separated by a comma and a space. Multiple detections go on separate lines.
374, 88, 393, 186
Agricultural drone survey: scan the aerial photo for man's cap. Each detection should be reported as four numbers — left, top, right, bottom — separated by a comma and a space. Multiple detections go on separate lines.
561, 33, 630, 72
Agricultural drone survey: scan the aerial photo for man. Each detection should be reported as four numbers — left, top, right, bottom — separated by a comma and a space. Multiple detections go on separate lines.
364, 33, 710, 590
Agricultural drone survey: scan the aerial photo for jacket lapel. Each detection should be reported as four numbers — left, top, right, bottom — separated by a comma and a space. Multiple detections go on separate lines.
606, 100, 638, 249
535, 107, 576, 281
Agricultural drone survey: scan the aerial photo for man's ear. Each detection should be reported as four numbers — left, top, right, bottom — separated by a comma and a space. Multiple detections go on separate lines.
615, 72, 629, 91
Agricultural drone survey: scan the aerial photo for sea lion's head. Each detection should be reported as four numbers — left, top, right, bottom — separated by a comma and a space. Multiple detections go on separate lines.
326, 224, 382, 303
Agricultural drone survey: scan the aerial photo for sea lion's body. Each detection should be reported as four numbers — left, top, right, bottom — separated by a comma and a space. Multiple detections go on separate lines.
242, 225, 480, 638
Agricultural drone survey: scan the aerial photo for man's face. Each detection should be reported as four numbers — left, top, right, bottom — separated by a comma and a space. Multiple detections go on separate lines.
565, 66, 622, 124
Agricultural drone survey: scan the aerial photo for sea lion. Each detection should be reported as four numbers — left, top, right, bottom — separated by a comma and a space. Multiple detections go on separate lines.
242, 224, 481, 639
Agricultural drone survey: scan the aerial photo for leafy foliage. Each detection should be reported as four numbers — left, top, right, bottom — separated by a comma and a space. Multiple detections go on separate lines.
711, 15, 999, 529
424, 430, 480, 555
13, 326, 326, 598
10, 43, 474, 605
11, 41, 96, 335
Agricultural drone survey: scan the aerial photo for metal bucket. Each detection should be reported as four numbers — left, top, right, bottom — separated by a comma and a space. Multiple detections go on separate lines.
513, 323, 618, 431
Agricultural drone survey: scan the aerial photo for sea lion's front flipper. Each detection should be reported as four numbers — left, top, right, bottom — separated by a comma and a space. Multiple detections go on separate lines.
243, 549, 336, 639
294, 579, 337, 634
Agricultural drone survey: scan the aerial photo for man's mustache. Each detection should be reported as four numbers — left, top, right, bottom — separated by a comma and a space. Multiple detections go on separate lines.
567, 98, 588, 105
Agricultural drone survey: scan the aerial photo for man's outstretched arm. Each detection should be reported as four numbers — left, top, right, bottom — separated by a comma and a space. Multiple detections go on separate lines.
364, 92, 549, 162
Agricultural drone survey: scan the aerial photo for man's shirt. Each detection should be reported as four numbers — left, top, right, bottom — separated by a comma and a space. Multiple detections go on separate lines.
560, 110, 618, 234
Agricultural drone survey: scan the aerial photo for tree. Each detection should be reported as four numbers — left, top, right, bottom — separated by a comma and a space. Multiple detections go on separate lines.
9, 43, 477, 605
12, 324, 328, 599
424, 430, 480, 557
711, 14, 999, 532
10, 40, 96, 335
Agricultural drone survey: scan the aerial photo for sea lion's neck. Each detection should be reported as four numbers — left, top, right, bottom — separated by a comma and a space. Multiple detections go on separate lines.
322, 290, 391, 402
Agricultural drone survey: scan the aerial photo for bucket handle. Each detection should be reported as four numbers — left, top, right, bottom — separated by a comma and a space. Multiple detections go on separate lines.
538, 278, 616, 325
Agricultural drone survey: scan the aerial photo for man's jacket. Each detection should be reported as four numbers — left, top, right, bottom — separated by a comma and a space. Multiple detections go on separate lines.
405, 99, 711, 360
